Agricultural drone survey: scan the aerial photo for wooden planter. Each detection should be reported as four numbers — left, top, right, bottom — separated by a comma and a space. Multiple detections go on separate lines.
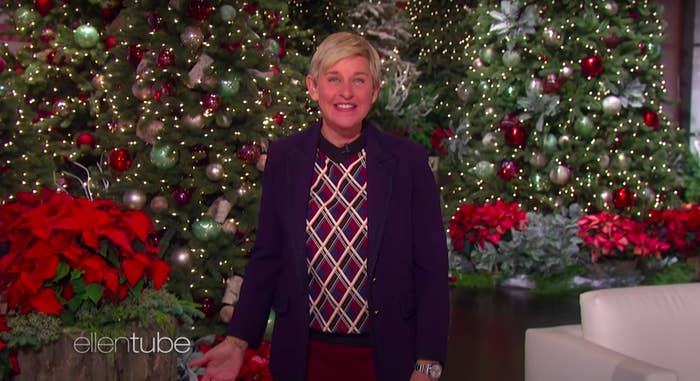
14, 324, 178, 381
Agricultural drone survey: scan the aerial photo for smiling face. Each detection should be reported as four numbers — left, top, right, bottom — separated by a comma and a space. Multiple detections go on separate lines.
306, 55, 379, 145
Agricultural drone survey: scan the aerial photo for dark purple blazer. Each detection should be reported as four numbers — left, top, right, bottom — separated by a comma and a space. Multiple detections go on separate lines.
227, 121, 449, 381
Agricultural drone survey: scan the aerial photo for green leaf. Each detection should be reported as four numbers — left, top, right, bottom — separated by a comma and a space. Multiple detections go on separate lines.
71, 276, 86, 294
85, 283, 104, 304
53, 262, 70, 282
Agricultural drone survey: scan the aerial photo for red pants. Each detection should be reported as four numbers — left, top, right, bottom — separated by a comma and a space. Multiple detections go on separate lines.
305, 338, 377, 381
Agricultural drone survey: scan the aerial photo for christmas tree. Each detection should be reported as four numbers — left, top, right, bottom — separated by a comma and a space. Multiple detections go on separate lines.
408, 0, 686, 216
0, 0, 315, 316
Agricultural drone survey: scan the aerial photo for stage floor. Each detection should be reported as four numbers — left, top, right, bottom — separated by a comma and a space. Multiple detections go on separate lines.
442, 287, 581, 381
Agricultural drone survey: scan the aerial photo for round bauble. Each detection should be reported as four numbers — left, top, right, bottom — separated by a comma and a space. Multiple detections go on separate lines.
603, 1, 619, 15
218, 76, 240, 98
150, 143, 179, 169
109, 148, 132, 173
473, 160, 495, 179
180, 25, 204, 49
602, 95, 621, 115
123, 189, 147, 210
182, 113, 205, 130
149, 195, 169, 213
74, 24, 100, 49
598, 154, 610, 169
170, 246, 192, 268
529, 152, 548, 168
612, 187, 634, 209
482, 133, 497, 150
220, 4, 237, 21
543, 27, 561, 46
542, 134, 558, 153
549, 165, 571, 185
580, 55, 604, 78
192, 216, 222, 241
502, 50, 521, 67
498, 160, 520, 181
527, 78, 544, 95
574, 116, 595, 137
206, 163, 224, 181
479, 47, 495, 65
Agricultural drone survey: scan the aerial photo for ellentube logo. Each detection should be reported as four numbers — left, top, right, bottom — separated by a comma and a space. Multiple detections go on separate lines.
73, 332, 191, 354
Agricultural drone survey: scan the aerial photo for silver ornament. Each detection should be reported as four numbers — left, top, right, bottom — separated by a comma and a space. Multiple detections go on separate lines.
561, 66, 574, 78
471, 57, 483, 69
528, 78, 544, 94
543, 27, 561, 46
136, 119, 164, 144
558, 134, 572, 148
92, 74, 106, 90
180, 26, 204, 49
149, 195, 169, 213
600, 189, 613, 204
183, 113, 205, 130
615, 153, 631, 169
206, 163, 225, 181
598, 154, 610, 169
132, 82, 152, 100
256, 154, 267, 172
216, 113, 232, 128
603, 1, 619, 15
643, 187, 656, 201
456, 83, 472, 101
602, 95, 621, 115
529, 152, 548, 168
502, 50, 521, 67
474, 160, 496, 179
171, 246, 192, 268
484, 107, 494, 115
549, 165, 571, 185
123, 189, 147, 210
482, 132, 497, 149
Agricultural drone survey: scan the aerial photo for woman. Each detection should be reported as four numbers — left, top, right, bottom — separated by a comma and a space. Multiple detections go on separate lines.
190, 31, 449, 381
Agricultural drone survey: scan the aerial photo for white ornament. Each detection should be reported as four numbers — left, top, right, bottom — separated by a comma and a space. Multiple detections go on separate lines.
602, 95, 622, 115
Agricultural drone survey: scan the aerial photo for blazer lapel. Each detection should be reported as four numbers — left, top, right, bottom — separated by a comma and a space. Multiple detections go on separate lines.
286, 122, 320, 293
365, 124, 396, 277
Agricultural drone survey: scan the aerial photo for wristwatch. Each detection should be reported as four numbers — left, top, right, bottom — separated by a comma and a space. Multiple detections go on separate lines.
415, 362, 442, 379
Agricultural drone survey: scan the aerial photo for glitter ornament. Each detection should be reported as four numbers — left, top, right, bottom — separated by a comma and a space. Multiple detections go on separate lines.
109, 148, 132, 172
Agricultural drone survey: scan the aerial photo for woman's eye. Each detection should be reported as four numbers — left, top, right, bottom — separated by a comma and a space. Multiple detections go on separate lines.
353, 78, 365, 84
328, 77, 340, 83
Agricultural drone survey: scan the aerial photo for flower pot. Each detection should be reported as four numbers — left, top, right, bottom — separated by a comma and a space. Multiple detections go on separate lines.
14, 324, 178, 381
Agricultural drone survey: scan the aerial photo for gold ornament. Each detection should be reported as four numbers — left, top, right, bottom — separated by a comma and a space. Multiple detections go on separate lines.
123, 189, 147, 210
206, 163, 225, 181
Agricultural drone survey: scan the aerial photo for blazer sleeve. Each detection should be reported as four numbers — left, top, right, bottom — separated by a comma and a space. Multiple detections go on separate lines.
226, 140, 285, 347
410, 147, 450, 364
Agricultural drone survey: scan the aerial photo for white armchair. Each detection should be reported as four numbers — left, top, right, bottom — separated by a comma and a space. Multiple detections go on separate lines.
525, 283, 700, 381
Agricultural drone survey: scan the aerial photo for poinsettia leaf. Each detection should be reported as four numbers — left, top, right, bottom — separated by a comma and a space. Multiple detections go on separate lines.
71, 276, 86, 294
85, 283, 104, 304
30, 288, 63, 315
122, 258, 146, 287
121, 211, 153, 243
150, 259, 171, 290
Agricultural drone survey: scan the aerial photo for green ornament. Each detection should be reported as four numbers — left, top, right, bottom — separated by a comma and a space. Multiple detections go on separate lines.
479, 47, 495, 65
218, 76, 240, 98
502, 50, 521, 67
646, 42, 661, 60
150, 143, 179, 169
15, 7, 38, 28
574, 116, 595, 137
264, 39, 280, 58
473, 160, 495, 179
220, 4, 237, 21
74, 24, 100, 49
531, 173, 549, 191
192, 217, 222, 241
505, 86, 517, 98
542, 134, 558, 153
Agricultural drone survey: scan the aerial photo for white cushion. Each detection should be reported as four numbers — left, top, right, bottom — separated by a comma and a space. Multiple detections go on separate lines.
580, 283, 700, 381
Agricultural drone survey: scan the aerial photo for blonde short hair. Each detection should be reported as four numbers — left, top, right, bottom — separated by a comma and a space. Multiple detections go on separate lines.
308, 32, 382, 89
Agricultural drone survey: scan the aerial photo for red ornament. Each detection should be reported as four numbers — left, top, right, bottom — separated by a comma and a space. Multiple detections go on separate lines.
203, 93, 221, 111
34, 0, 53, 15
395, 1, 408, 10
242, 3, 259, 15
503, 125, 527, 149
499, 114, 520, 131
224, 41, 242, 53
172, 187, 193, 205
498, 160, 520, 181
152, 80, 176, 101
196, 296, 217, 317
76, 132, 96, 148
101, 7, 120, 22
187, 0, 213, 21
157, 49, 174, 68
77, 90, 90, 103
580, 55, 604, 78
104, 36, 117, 51
260, 89, 272, 108
272, 66, 281, 75
543, 73, 561, 93
148, 12, 165, 31
273, 113, 284, 126
127, 45, 144, 66
109, 148, 132, 173
274, 34, 287, 58
430, 128, 453, 156
14, 66, 25, 75
39, 27, 55, 43
0, 58, 6, 72
237, 143, 262, 165
644, 110, 660, 130
638, 41, 648, 55
629, 9, 641, 22
602, 34, 619, 49
612, 187, 635, 209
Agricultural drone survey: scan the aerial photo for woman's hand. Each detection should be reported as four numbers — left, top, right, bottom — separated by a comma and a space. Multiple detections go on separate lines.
189, 336, 248, 381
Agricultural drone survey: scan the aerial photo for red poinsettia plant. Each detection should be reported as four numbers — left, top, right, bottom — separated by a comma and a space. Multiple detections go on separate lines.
448, 200, 528, 253
577, 211, 670, 262
0, 188, 170, 317
645, 204, 700, 258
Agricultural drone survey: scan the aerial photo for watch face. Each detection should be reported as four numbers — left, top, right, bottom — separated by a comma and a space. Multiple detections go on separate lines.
429, 364, 442, 378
